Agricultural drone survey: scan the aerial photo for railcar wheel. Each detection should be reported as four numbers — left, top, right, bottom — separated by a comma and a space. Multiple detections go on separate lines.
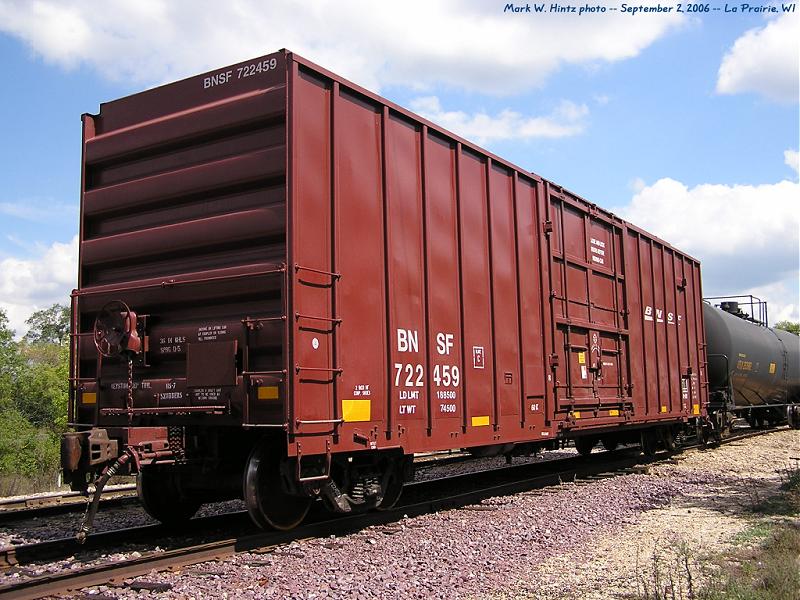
244, 438, 311, 530
640, 430, 658, 457
789, 406, 800, 430
755, 413, 765, 429
660, 428, 677, 452
137, 469, 201, 525
601, 438, 619, 452
696, 420, 708, 446
377, 467, 405, 510
766, 409, 779, 427
574, 437, 596, 457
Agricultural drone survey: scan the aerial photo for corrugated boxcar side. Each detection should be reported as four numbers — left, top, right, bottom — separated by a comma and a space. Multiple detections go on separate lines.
288, 63, 548, 455
286, 53, 707, 457
544, 181, 706, 428
623, 224, 705, 418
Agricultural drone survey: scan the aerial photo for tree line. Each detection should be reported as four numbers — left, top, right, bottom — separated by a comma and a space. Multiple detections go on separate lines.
0, 304, 69, 493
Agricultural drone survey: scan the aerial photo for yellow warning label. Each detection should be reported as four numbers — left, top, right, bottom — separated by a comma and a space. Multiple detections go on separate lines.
660, 406, 668, 413
692, 404, 700, 415
471, 415, 490, 427
342, 399, 371, 422
769, 363, 776, 374
573, 411, 581, 419
82, 392, 96, 405
257, 386, 279, 400
608, 409, 620, 417
578, 352, 586, 365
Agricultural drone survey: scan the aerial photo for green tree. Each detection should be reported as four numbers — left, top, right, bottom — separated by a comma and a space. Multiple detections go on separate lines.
0, 310, 22, 409
775, 320, 800, 335
15, 341, 70, 429
23, 303, 70, 345
0, 307, 66, 491
0, 408, 59, 479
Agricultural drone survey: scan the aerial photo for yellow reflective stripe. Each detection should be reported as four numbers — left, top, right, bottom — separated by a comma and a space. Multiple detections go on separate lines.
257, 386, 279, 400
82, 392, 97, 405
660, 406, 668, 413
471, 415, 490, 427
692, 404, 700, 415
608, 409, 620, 417
342, 399, 371, 422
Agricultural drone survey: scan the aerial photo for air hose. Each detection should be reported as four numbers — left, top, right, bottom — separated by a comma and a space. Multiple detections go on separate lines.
76, 450, 133, 544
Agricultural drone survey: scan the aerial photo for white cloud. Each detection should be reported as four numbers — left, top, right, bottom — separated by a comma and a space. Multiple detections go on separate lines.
717, 11, 800, 103
0, 236, 78, 337
785, 148, 799, 175
0, 198, 77, 222
629, 177, 647, 193
613, 173, 799, 323
0, 0, 685, 94
741, 278, 799, 324
409, 97, 588, 144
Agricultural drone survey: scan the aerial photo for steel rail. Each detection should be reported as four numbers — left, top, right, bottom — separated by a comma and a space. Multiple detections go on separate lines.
0, 485, 136, 523
0, 449, 647, 599
0, 447, 617, 569
0, 426, 786, 600
0, 452, 507, 524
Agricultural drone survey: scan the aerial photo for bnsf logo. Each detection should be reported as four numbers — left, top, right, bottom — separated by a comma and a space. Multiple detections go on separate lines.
644, 305, 680, 325
204, 70, 232, 89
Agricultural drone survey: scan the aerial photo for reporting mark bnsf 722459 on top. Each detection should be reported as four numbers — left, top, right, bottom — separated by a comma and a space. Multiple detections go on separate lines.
61, 50, 800, 537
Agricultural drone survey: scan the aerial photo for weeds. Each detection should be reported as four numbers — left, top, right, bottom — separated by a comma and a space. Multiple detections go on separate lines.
702, 523, 800, 600
733, 522, 774, 545
778, 459, 800, 494
634, 461, 800, 600
635, 541, 699, 600
0, 470, 61, 496
749, 461, 800, 517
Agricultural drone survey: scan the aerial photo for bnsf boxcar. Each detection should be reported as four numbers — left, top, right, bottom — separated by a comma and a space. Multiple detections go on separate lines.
62, 50, 708, 532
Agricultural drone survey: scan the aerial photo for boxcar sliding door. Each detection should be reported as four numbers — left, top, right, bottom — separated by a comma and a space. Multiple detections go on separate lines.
544, 185, 631, 419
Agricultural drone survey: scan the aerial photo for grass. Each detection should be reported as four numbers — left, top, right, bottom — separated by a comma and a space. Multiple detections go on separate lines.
702, 524, 800, 600
0, 470, 62, 496
702, 465, 800, 600
732, 522, 774, 545
635, 462, 800, 600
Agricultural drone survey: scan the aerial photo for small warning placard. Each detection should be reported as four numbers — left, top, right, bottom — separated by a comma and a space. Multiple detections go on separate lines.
472, 346, 485, 369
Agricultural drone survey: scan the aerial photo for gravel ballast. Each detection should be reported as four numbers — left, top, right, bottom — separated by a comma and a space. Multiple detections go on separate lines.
54, 428, 798, 599
0, 447, 576, 548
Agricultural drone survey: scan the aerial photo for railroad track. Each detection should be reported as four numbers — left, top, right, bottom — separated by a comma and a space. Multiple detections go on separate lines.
0, 453, 465, 526
0, 484, 136, 523
0, 426, 784, 600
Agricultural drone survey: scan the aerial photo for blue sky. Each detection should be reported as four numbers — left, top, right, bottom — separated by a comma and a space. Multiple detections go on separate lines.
0, 0, 797, 334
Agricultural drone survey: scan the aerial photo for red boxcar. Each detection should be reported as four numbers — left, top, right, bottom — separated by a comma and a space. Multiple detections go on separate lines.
64, 50, 708, 530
